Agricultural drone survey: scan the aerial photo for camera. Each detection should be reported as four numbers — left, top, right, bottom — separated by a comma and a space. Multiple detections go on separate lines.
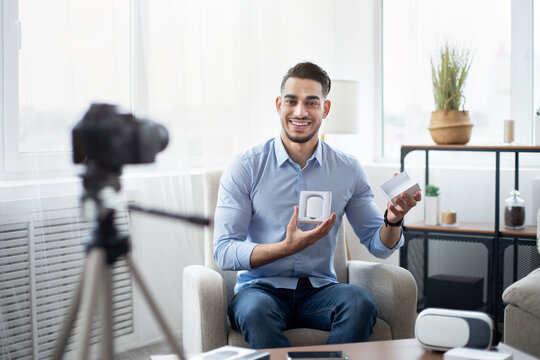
72, 103, 169, 171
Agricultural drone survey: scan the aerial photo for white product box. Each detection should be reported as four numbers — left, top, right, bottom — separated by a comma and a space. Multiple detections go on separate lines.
298, 191, 332, 223
444, 347, 512, 360
379, 170, 421, 206
151, 345, 269, 360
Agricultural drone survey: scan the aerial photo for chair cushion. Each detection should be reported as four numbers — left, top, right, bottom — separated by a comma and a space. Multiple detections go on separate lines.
504, 305, 540, 358
502, 267, 540, 319
226, 319, 392, 348
228, 328, 330, 348
369, 318, 392, 341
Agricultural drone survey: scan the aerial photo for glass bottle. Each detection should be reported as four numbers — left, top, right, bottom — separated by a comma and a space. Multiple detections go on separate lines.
504, 190, 525, 229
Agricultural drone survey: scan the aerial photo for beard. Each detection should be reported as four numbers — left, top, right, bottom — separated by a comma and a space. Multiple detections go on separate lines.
282, 118, 321, 144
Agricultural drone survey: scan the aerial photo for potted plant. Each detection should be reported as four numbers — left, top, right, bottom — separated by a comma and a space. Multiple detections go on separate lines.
429, 43, 473, 145
425, 185, 440, 226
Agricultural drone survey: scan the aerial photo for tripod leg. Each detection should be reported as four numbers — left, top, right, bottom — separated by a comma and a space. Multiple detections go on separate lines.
52, 248, 90, 360
125, 255, 185, 360
100, 263, 114, 360
74, 247, 106, 360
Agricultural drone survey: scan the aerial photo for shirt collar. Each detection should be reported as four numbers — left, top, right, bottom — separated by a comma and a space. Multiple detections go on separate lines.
275, 136, 290, 167
274, 135, 323, 167
310, 139, 323, 166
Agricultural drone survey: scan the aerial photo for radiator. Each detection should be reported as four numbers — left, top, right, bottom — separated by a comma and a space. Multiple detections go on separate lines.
0, 195, 134, 359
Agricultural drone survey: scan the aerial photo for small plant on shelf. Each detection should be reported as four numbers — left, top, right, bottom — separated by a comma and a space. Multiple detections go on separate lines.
536, 108, 540, 116
425, 185, 440, 197
424, 185, 440, 226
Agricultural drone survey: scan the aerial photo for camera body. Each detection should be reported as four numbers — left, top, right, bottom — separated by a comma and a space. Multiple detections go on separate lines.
72, 103, 168, 171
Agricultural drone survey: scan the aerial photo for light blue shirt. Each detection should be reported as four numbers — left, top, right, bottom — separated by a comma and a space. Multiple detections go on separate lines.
214, 137, 403, 294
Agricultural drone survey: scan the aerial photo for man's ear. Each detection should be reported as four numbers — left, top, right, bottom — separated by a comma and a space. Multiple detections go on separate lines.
323, 100, 331, 118
276, 96, 282, 114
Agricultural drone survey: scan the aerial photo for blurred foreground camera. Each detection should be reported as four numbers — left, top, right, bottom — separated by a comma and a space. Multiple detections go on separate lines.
55, 107, 197, 360
72, 103, 169, 171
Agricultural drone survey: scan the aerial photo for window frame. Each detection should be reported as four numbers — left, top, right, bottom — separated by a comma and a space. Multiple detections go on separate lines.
2, 0, 73, 173
511, 0, 534, 145
1, 0, 138, 175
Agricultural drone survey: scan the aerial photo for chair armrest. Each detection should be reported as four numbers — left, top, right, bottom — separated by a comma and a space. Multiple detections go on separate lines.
183, 265, 228, 353
347, 260, 417, 339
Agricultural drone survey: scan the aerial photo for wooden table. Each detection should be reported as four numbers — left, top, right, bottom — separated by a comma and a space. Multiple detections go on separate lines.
263, 339, 442, 360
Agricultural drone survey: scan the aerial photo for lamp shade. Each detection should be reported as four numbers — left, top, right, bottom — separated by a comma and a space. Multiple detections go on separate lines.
321, 80, 359, 134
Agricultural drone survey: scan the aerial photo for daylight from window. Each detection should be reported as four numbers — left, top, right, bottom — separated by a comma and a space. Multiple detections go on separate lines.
383, 0, 511, 158
18, 1, 131, 153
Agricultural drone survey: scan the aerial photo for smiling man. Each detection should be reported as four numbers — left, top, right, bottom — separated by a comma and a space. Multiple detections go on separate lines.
213, 62, 421, 349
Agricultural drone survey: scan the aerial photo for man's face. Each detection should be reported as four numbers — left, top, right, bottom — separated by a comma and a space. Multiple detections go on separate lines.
276, 77, 330, 144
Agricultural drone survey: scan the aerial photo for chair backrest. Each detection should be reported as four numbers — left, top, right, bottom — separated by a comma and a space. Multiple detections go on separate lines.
203, 170, 347, 305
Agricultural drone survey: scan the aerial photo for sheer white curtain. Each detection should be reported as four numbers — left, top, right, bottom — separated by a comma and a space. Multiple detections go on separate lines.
138, 0, 336, 171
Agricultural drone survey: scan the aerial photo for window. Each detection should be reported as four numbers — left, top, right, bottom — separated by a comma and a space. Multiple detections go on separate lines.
3, 0, 131, 172
382, 0, 512, 159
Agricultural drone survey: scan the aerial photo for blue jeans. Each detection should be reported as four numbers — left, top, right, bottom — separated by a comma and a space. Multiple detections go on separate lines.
228, 278, 378, 349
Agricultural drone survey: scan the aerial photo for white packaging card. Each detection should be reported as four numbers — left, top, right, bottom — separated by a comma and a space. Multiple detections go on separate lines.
444, 347, 512, 360
379, 170, 421, 206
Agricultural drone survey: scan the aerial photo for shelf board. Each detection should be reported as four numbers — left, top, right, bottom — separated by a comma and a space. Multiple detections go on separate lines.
404, 221, 537, 237
401, 145, 540, 152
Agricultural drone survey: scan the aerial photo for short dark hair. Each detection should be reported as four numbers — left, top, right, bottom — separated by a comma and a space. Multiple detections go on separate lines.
280, 62, 331, 98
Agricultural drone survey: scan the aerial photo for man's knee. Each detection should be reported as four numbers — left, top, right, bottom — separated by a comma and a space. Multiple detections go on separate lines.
342, 285, 378, 321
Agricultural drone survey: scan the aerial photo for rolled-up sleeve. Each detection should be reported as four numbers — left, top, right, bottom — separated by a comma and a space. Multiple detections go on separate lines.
345, 164, 404, 259
213, 158, 258, 271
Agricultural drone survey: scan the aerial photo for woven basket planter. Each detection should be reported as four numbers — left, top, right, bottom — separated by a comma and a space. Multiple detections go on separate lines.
428, 110, 473, 145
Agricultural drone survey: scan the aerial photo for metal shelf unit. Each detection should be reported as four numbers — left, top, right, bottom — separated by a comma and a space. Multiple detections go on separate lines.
399, 145, 540, 336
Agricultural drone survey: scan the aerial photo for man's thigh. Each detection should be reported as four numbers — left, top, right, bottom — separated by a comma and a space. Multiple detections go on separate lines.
294, 283, 377, 330
228, 282, 293, 329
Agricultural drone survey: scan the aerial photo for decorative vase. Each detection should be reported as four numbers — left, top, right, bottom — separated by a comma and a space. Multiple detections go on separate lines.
428, 110, 473, 145
425, 196, 439, 226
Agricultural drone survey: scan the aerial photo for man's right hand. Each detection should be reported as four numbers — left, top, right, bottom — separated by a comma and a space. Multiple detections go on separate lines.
249, 206, 336, 268
283, 206, 337, 255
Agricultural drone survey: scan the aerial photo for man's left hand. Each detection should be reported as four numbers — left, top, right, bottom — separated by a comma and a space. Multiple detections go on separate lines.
387, 190, 422, 223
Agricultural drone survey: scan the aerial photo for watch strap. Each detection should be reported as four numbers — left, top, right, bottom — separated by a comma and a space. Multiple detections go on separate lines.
384, 209, 403, 227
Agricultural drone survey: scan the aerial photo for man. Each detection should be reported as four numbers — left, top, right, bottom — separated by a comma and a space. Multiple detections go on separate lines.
213, 62, 421, 349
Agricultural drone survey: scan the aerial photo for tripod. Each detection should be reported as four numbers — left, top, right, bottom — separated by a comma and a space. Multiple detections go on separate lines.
52, 168, 207, 360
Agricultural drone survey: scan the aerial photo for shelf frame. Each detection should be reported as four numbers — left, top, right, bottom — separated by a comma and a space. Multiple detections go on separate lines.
399, 145, 540, 340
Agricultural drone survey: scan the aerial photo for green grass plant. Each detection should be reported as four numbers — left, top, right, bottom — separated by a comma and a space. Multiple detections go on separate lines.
431, 43, 472, 111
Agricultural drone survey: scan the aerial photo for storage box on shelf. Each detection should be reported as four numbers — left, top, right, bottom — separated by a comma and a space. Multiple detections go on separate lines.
399, 145, 540, 338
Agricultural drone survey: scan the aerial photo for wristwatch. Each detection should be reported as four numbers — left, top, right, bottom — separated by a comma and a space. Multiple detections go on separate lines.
384, 209, 403, 227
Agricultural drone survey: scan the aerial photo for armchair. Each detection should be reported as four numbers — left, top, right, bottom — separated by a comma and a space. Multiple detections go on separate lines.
183, 170, 417, 353
502, 267, 540, 358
